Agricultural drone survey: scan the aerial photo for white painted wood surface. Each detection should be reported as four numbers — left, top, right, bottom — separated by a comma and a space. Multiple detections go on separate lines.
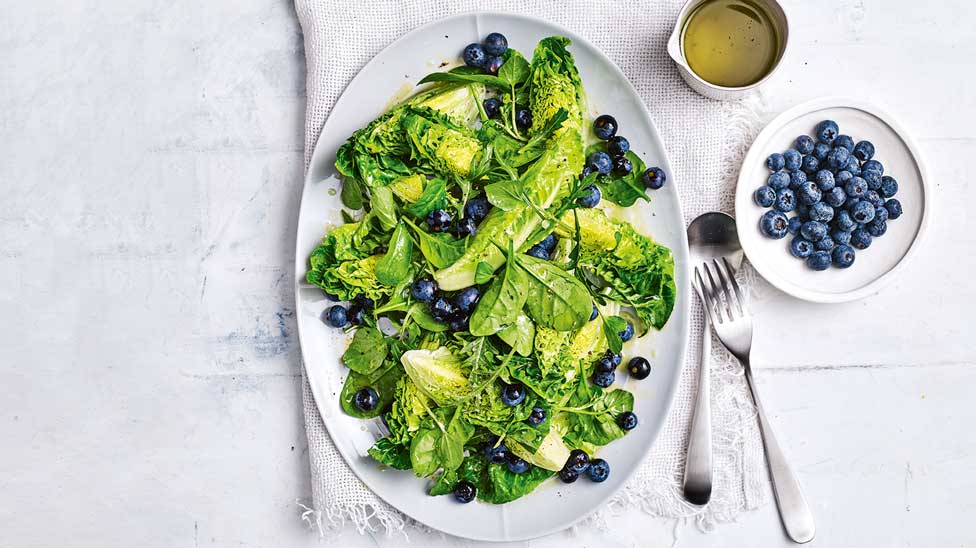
1, 1, 972, 547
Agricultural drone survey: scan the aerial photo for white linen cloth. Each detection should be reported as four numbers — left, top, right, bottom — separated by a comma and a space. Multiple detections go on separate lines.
295, 0, 767, 537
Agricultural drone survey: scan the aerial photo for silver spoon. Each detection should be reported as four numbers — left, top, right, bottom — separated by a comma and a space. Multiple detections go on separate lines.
683, 212, 743, 506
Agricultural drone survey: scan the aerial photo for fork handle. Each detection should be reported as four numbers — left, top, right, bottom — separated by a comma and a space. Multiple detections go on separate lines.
682, 321, 712, 505
742, 359, 816, 544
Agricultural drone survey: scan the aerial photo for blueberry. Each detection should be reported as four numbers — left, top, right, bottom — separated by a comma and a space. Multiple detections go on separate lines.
796, 204, 810, 220
462, 43, 487, 68
558, 467, 580, 483
483, 32, 508, 56
813, 142, 831, 161
833, 134, 855, 151
806, 250, 831, 271
815, 235, 835, 251
515, 108, 533, 129
618, 321, 634, 342
814, 170, 835, 191
868, 220, 887, 237
484, 438, 508, 464
825, 186, 847, 207
483, 98, 502, 118
795, 135, 815, 155
853, 140, 875, 161
595, 355, 615, 373
526, 245, 550, 260
783, 149, 802, 172
618, 411, 638, 431
863, 170, 882, 191
832, 245, 856, 268
527, 406, 547, 426
485, 55, 504, 75
787, 216, 802, 234
760, 210, 790, 239
885, 199, 903, 219
347, 305, 366, 326
880, 176, 898, 198
800, 220, 828, 242
451, 217, 477, 238
827, 146, 850, 170
865, 190, 883, 208
815, 120, 839, 143
851, 200, 876, 224
427, 209, 452, 232
836, 170, 853, 185
577, 185, 601, 208
874, 204, 889, 224
453, 480, 476, 503
586, 459, 610, 482
790, 170, 808, 189
643, 167, 667, 189
808, 202, 834, 222
589, 305, 599, 321
607, 136, 630, 157
802, 154, 820, 173
593, 371, 615, 388
774, 189, 796, 212
628, 356, 651, 379
832, 229, 852, 246
501, 383, 526, 406
454, 287, 481, 313
797, 181, 822, 205
766, 152, 785, 171
845, 177, 867, 199
430, 296, 457, 322
790, 237, 814, 258
411, 277, 438, 303
606, 350, 623, 366
565, 449, 590, 473
538, 234, 557, 252
862, 160, 884, 176
851, 228, 873, 250
373, 244, 389, 256
353, 387, 379, 412
593, 115, 618, 140
845, 156, 862, 176
768, 171, 790, 190
506, 455, 529, 474
612, 155, 633, 176
588, 152, 613, 176
325, 305, 348, 328
353, 294, 375, 310
835, 209, 855, 231
465, 195, 490, 221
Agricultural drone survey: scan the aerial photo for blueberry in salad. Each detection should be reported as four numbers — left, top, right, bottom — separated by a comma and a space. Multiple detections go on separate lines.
593, 114, 618, 140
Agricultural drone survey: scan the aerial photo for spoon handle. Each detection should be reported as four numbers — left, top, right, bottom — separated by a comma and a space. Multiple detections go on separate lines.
682, 321, 712, 505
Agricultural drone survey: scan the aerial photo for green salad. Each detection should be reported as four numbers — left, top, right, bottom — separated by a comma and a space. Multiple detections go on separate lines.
306, 34, 676, 504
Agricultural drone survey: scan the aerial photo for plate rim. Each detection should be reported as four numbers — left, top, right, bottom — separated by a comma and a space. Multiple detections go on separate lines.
293, 11, 690, 541
734, 96, 930, 303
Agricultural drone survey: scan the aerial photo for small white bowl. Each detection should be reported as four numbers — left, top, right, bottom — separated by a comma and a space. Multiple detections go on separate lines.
667, 0, 789, 101
734, 98, 929, 303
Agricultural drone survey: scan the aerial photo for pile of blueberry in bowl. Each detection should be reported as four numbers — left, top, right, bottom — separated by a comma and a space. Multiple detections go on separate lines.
756, 120, 904, 271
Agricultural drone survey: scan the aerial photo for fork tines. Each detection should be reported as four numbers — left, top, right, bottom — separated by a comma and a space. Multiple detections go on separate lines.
694, 257, 745, 325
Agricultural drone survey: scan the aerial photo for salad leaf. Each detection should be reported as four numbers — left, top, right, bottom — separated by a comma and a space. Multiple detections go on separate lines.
483, 179, 524, 211
479, 463, 554, 504
405, 219, 466, 269
404, 177, 449, 218
517, 254, 592, 332
410, 406, 474, 478
562, 381, 634, 447
497, 50, 531, 86
508, 428, 571, 471
585, 144, 651, 207
386, 375, 430, 444
339, 359, 404, 419
468, 248, 529, 337
401, 347, 471, 405
497, 314, 535, 357
341, 326, 389, 374
401, 107, 483, 178
375, 222, 414, 286
368, 437, 412, 470
602, 314, 628, 354
371, 185, 398, 231
389, 173, 425, 203
406, 303, 449, 333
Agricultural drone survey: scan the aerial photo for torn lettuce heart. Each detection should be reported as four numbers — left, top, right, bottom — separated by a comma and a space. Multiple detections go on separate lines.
307, 33, 675, 505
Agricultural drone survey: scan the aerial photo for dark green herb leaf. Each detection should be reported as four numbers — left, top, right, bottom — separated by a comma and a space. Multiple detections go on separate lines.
407, 303, 449, 332
469, 246, 529, 336
602, 315, 627, 354
405, 219, 466, 269
342, 326, 389, 374
339, 360, 404, 418
517, 255, 592, 332
478, 463, 554, 504
497, 51, 531, 86
340, 176, 365, 210
484, 179, 524, 211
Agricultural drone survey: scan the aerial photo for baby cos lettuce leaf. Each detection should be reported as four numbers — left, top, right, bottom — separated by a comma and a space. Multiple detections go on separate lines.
400, 347, 470, 405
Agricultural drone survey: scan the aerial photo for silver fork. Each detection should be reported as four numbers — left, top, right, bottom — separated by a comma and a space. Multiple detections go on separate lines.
696, 258, 816, 544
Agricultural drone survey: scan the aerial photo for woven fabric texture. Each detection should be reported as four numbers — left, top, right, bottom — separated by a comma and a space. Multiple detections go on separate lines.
295, 0, 767, 537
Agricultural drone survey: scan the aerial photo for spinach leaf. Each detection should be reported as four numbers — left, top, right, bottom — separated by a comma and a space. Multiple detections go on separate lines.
341, 326, 389, 374
405, 219, 466, 269
409, 406, 474, 478
474, 261, 496, 284
339, 359, 404, 418
417, 71, 506, 88
407, 303, 449, 332
479, 463, 554, 504
498, 314, 535, 357
340, 176, 365, 210
516, 255, 592, 332
430, 454, 488, 496
376, 223, 413, 286
484, 179, 524, 211
469, 247, 529, 336
371, 185, 398, 231
586, 145, 651, 207
602, 315, 628, 354
562, 381, 635, 447
409, 427, 439, 477
404, 177, 449, 218
368, 437, 412, 470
